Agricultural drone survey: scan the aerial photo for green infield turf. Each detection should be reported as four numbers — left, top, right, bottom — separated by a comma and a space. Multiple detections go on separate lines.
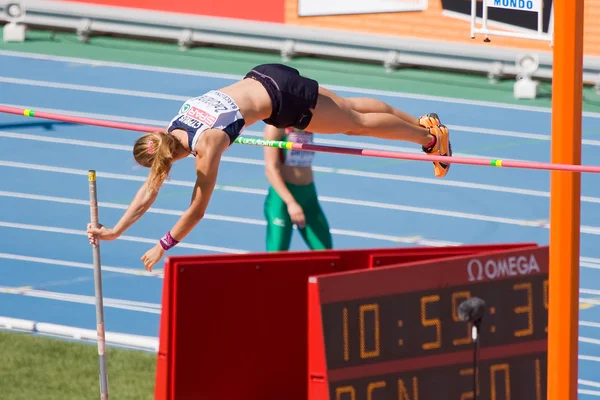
0, 331, 156, 400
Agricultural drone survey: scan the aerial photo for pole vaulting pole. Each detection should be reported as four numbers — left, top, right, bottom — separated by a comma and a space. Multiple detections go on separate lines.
88, 170, 109, 400
548, 0, 584, 397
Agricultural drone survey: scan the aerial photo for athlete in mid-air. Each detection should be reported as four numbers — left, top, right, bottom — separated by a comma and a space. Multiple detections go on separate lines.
87, 63, 451, 271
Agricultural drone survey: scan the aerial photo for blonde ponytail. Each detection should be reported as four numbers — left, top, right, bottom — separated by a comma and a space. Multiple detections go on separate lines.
133, 131, 178, 191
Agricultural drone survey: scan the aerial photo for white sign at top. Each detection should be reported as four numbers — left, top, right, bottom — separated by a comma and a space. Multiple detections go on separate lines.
485, 0, 542, 12
298, 0, 428, 17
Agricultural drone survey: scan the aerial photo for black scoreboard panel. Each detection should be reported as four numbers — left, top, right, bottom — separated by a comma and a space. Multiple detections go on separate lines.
311, 245, 549, 400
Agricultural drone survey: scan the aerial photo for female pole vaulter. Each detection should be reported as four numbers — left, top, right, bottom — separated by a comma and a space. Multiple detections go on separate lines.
87, 63, 451, 271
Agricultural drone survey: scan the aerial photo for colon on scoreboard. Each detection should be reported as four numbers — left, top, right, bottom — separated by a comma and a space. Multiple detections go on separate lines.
469, 0, 554, 45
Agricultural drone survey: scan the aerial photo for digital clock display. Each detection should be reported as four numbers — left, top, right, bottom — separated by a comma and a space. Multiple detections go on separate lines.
309, 245, 549, 400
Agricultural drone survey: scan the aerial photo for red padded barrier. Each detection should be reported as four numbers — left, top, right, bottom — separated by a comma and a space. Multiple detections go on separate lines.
154, 243, 537, 400
154, 254, 174, 400
154, 251, 352, 400
307, 280, 327, 400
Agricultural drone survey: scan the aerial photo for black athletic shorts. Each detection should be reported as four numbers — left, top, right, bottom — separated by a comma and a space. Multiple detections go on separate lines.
244, 64, 319, 130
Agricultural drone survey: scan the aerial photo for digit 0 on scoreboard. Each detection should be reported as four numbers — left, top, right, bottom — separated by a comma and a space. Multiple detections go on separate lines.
307, 245, 548, 400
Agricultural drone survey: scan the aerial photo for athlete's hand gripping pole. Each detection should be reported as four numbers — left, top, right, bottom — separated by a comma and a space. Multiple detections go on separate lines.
88, 170, 109, 400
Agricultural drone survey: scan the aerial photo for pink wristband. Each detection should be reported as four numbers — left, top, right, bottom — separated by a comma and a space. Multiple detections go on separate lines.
159, 231, 179, 251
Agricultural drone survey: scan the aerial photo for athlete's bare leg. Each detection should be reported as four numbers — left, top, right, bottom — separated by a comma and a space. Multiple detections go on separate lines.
306, 87, 433, 147
344, 97, 420, 126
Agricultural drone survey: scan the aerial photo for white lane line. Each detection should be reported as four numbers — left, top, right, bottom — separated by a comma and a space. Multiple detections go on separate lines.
0, 220, 248, 254
0, 286, 161, 313
324, 82, 600, 118
5, 164, 600, 265
580, 380, 600, 389
0, 76, 189, 101
0, 129, 560, 199
2, 101, 596, 169
0, 316, 159, 352
0, 252, 163, 278
0, 131, 133, 151
7, 129, 600, 205
5, 260, 600, 356
582, 262, 600, 270
0, 160, 554, 229
581, 298, 600, 306
0, 190, 462, 247
1, 96, 598, 161
3, 49, 600, 117
448, 124, 600, 147
580, 355, 600, 363
27, 275, 98, 291
8, 252, 600, 310
0, 128, 426, 156
4, 160, 600, 238
581, 288, 600, 296
0, 50, 246, 79
5, 102, 594, 162
241, 129, 530, 160
0, 104, 499, 158
581, 321, 600, 329
318, 194, 550, 227
580, 336, 600, 346
578, 389, 600, 397
0, 104, 536, 160
0, 102, 168, 127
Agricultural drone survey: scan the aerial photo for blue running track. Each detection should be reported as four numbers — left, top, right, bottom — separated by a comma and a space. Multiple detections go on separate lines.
0, 51, 599, 396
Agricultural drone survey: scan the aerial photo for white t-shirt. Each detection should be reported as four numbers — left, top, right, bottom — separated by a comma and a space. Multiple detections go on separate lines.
283, 130, 315, 167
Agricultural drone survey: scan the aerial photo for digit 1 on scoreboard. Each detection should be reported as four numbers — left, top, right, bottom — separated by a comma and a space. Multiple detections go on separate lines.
543, 279, 549, 333
536, 358, 542, 400
459, 368, 479, 400
343, 307, 349, 361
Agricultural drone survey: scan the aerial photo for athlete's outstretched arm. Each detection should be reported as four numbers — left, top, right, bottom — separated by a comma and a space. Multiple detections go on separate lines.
87, 178, 162, 244
140, 129, 230, 271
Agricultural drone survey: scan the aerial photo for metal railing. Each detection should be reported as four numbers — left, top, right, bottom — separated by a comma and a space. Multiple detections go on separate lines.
2, 0, 600, 86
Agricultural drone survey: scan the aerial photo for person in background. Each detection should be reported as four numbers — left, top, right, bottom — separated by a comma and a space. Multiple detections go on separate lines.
263, 124, 333, 251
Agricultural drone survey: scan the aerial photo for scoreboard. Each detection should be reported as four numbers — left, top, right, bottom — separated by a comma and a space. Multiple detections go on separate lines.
308, 245, 549, 400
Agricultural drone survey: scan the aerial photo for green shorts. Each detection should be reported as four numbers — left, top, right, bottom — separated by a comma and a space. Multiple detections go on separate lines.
263, 182, 333, 252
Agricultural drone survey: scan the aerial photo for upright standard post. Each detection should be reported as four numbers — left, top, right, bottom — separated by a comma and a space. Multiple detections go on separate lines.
88, 170, 109, 399
547, 0, 584, 398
